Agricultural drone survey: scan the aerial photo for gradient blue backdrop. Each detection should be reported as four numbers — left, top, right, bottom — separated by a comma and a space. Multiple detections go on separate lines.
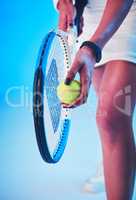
0, 1, 136, 200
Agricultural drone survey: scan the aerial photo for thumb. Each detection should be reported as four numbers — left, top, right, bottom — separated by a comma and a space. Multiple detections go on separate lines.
65, 70, 76, 85
67, 4, 76, 28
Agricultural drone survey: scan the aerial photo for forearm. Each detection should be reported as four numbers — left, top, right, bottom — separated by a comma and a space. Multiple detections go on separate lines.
90, 0, 133, 49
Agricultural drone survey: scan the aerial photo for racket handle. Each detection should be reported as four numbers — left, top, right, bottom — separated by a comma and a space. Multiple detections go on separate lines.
68, 0, 88, 44
74, 0, 88, 35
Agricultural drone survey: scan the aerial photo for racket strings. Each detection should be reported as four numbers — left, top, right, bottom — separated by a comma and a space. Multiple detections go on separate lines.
57, 34, 71, 75
34, 30, 72, 162
45, 58, 61, 133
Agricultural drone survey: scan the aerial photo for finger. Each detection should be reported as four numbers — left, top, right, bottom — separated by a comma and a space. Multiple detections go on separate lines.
80, 69, 90, 96
62, 88, 87, 108
70, 86, 88, 107
61, 101, 76, 109
66, 66, 90, 107
62, 103, 75, 109
67, 14, 74, 28
65, 71, 76, 85
67, 6, 76, 28
70, 94, 85, 107
80, 67, 90, 101
63, 92, 85, 108
58, 13, 67, 32
65, 57, 82, 85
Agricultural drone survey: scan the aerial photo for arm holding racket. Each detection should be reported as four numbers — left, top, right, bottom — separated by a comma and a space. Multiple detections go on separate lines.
56, 0, 87, 35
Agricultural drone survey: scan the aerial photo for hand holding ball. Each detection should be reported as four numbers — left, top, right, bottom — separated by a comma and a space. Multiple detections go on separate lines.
57, 80, 80, 104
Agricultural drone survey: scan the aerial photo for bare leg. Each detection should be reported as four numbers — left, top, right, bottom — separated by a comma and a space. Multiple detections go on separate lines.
83, 64, 106, 193
96, 60, 136, 200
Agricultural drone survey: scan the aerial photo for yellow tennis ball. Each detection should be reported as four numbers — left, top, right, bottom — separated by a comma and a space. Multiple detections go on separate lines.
57, 80, 81, 104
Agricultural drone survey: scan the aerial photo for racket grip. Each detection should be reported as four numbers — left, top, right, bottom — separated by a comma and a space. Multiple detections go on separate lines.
74, 0, 88, 35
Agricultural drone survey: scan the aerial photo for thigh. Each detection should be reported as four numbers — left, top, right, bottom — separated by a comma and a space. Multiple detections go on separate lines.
97, 60, 136, 119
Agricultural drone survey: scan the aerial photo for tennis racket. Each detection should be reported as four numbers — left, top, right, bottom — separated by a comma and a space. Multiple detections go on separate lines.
33, 0, 87, 164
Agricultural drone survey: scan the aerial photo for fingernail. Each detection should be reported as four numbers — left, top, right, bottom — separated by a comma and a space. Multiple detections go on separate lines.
65, 78, 71, 85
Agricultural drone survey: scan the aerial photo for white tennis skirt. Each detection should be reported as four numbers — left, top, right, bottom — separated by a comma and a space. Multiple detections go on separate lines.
78, 1, 136, 67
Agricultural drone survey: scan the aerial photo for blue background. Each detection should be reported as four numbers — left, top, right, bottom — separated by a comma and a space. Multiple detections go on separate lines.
0, 1, 136, 200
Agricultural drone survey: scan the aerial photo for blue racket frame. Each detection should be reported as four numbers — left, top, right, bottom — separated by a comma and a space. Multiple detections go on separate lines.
33, 31, 71, 163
